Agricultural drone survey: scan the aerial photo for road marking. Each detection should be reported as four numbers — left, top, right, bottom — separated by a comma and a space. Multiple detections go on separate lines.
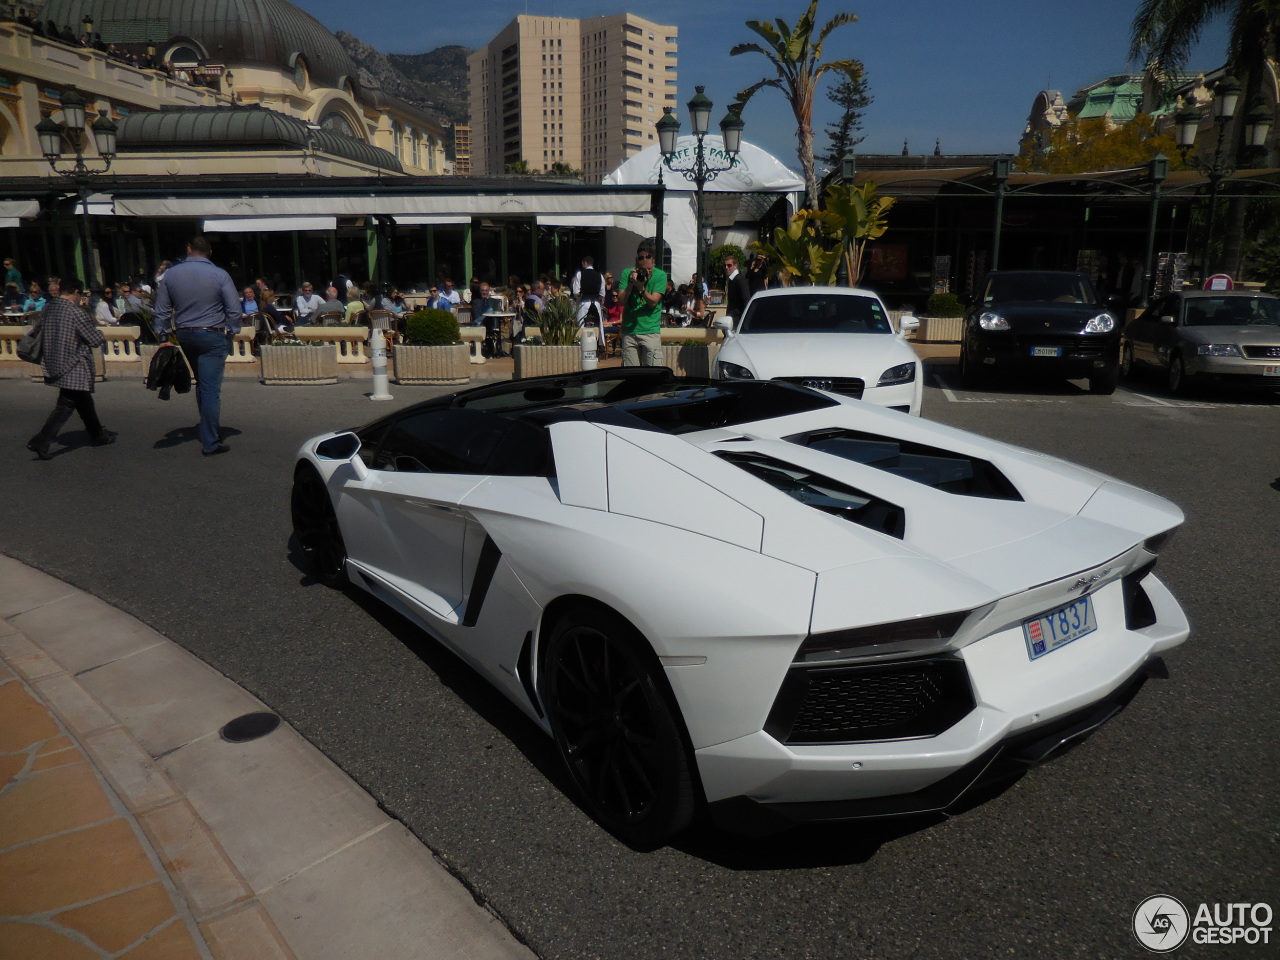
933, 373, 958, 403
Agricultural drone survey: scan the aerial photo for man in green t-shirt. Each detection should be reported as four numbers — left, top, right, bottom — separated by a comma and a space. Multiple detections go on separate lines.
619, 242, 667, 366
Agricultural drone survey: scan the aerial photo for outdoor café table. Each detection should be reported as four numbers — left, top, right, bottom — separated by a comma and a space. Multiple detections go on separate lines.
483, 312, 517, 358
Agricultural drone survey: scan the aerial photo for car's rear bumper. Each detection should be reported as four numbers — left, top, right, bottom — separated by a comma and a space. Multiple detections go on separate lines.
696, 571, 1187, 833
707, 658, 1158, 834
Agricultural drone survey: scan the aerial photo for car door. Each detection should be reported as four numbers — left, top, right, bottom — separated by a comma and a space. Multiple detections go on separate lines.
336, 407, 506, 622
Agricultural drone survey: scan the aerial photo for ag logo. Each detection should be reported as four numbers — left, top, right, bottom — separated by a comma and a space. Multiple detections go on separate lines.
1133, 895, 1190, 952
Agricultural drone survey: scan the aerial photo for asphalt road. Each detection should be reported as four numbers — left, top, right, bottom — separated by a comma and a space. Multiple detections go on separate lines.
1, 365, 1277, 960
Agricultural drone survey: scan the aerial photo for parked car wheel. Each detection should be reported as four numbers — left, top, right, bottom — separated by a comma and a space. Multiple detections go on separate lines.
542, 605, 697, 846
958, 344, 987, 389
1167, 353, 1188, 395
291, 464, 349, 588
1120, 342, 1135, 379
1089, 363, 1119, 395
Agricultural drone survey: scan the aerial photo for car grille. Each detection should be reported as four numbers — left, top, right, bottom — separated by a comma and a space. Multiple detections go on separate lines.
772, 376, 865, 399
1241, 345, 1280, 359
764, 656, 974, 744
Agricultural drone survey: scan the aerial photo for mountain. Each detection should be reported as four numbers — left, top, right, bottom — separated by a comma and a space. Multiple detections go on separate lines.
335, 32, 470, 130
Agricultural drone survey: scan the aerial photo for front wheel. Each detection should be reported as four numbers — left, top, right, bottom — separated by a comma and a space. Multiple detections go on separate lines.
291, 464, 348, 587
541, 606, 697, 847
958, 345, 984, 389
1167, 353, 1188, 395
1120, 342, 1135, 379
1089, 363, 1119, 395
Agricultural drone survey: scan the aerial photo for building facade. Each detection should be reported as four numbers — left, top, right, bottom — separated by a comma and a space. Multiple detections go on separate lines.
468, 13, 677, 182
0, 0, 448, 179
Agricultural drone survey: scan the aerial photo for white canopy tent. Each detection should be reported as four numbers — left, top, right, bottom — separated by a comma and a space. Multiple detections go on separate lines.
601, 136, 803, 282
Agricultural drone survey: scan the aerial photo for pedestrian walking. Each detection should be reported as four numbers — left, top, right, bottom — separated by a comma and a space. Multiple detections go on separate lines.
151, 236, 242, 457
26, 276, 117, 459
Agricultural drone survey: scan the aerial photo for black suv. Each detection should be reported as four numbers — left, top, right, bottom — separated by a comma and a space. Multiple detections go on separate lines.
958, 270, 1121, 394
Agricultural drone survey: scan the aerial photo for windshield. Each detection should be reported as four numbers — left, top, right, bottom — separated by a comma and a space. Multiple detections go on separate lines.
740, 294, 891, 335
984, 274, 1096, 304
1183, 297, 1280, 326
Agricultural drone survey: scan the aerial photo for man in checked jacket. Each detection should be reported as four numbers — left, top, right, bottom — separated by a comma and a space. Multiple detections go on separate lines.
27, 276, 117, 459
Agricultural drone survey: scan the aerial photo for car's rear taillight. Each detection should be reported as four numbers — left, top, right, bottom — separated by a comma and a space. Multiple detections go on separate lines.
796, 611, 970, 663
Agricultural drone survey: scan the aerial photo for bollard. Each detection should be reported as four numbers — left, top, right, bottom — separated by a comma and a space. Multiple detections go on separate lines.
580, 328, 598, 372
369, 328, 393, 401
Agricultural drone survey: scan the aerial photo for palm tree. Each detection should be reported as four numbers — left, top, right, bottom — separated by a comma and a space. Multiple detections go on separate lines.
731, 0, 864, 208
1130, 1, 1279, 272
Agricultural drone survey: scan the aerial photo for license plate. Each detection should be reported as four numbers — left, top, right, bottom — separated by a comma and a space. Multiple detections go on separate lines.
1031, 346, 1061, 357
1023, 596, 1096, 660
1264, 365, 1280, 377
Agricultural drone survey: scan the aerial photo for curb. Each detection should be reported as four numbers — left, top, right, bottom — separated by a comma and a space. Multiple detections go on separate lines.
0, 555, 535, 960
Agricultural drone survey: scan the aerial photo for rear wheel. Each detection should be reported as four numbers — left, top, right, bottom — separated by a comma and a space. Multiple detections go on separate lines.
541, 606, 697, 847
291, 464, 348, 587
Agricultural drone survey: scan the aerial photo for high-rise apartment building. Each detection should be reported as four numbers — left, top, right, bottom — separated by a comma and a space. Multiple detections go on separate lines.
468, 14, 678, 182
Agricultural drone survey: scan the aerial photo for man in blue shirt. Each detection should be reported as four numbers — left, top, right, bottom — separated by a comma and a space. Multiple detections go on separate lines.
152, 236, 242, 456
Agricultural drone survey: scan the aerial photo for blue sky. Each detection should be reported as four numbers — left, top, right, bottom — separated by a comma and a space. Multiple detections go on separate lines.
294, 0, 1231, 170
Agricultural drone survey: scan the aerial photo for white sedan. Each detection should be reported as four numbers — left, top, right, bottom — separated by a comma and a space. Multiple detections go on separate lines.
292, 368, 1188, 845
714, 286, 924, 416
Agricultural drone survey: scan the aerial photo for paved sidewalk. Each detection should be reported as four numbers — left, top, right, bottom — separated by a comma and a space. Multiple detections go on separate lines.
0, 555, 535, 960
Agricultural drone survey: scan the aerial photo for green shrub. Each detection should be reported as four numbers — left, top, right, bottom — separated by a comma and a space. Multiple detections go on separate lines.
926, 293, 964, 317
403, 308, 460, 345
535, 296, 579, 346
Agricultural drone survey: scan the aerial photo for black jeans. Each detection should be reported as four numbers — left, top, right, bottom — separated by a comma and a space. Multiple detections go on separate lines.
34, 388, 103, 442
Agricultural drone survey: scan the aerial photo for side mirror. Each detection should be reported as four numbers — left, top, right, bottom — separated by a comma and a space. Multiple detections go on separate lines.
897, 314, 920, 333
1160, 315, 1176, 325
714, 316, 734, 334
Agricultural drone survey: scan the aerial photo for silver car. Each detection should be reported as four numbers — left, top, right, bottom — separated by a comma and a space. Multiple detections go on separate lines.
1121, 290, 1280, 394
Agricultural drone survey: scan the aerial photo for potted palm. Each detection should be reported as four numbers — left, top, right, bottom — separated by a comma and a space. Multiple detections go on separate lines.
260, 336, 339, 384
394, 308, 469, 385
514, 297, 580, 378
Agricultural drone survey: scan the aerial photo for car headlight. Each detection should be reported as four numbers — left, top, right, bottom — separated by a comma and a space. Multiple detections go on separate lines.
1195, 343, 1242, 357
718, 360, 754, 380
978, 311, 1009, 331
1083, 312, 1117, 334
877, 362, 916, 386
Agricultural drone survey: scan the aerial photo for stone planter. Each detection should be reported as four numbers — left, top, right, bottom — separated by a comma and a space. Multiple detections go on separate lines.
260, 345, 338, 384
665, 342, 719, 378
392, 343, 470, 385
513, 344, 580, 379
915, 315, 964, 343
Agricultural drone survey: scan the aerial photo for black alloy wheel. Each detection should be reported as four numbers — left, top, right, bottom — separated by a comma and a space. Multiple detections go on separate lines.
1167, 353, 1188, 395
958, 343, 986, 389
1120, 341, 1135, 379
291, 464, 349, 587
1089, 363, 1119, 395
541, 606, 697, 847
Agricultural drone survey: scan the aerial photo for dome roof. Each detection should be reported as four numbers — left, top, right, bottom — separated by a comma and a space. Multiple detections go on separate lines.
117, 105, 403, 172
43, 0, 357, 89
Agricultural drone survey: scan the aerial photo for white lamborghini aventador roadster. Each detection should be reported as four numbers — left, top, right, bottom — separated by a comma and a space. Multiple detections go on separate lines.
291, 368, 1188, 845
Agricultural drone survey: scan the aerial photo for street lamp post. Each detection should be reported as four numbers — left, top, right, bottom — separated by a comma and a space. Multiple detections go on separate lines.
656, 86, 744, 284
990, 157, 1012, 271
1174, 75, 1270, 276
836, 154, 856, 286
1142, 153, 1168, 307
35, 88, 117, 288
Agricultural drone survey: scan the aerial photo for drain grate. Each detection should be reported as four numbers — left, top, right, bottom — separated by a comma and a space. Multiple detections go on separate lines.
220, 712, 281, 743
